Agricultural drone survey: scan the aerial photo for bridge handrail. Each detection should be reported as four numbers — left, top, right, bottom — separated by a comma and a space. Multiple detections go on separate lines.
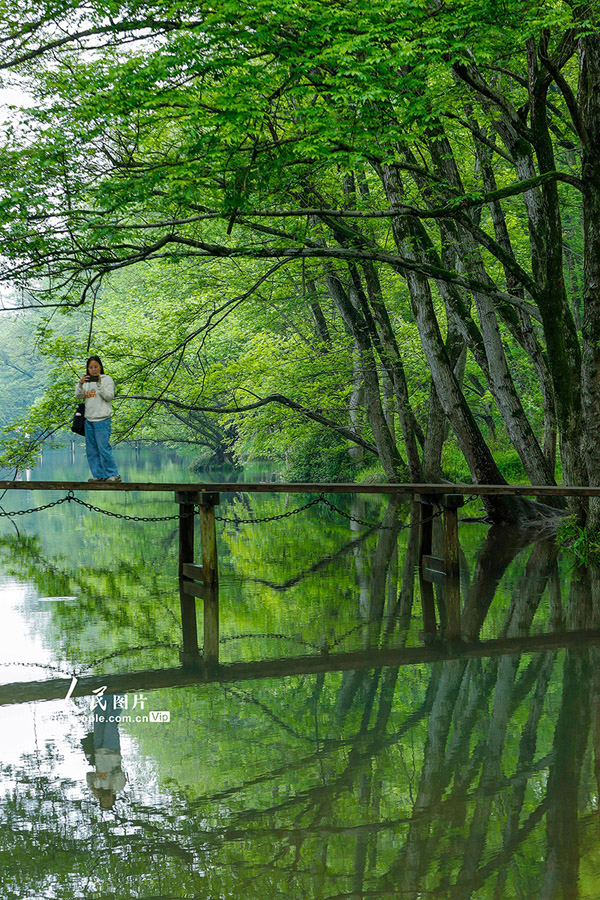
0, 480, 599, 496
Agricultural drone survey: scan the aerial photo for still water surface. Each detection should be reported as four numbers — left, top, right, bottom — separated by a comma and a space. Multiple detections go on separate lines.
1, 446, 599, 899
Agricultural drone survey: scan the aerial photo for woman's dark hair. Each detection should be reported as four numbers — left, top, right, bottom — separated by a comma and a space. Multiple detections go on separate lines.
86, 355, 105, 374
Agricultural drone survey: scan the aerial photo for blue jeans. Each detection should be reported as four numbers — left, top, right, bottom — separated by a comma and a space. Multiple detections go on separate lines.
85, 417, 119, 479
93, 695, 124, 752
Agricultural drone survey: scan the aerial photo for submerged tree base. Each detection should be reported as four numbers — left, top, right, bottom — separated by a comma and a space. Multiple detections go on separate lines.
482, 494, 568, 528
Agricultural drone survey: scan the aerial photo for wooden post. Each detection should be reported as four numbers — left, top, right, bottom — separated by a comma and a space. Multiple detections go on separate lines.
418, 497, 438, 638
443, 494, 463, 641
176, 491, 201, 664
199, 492, 220, 666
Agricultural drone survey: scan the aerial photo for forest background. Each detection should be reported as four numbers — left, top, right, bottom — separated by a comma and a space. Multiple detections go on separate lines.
0, 0, 599, 525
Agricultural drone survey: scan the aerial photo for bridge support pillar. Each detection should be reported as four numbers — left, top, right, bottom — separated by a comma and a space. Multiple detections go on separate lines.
199, 492, 220, 667
418, 496, 438, 640
418, 493, 464, 642
175, 491, 220, 668
176, 491, 201, 666
442, 494, 464, 641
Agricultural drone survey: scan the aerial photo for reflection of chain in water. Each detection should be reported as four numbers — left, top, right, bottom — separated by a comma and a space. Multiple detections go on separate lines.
222, 626, 396, 653
0, 660, 76, 678
78, 642, 181, 673
78, 633, 340, 671
327, 619, 386, 650
220, 632, 322, 652
72, 627, 392, 676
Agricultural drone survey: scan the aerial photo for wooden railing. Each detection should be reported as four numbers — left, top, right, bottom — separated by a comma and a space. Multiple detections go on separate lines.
2, 480, 600, 495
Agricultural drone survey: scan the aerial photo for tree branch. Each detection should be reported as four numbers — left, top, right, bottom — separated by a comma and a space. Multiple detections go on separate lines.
60, 236, 542, 320
56, 170, 582, 231
538, 46, 591, 151
452, 62, 534, 142
0, 17, 203, 70
119, 393, 379, 455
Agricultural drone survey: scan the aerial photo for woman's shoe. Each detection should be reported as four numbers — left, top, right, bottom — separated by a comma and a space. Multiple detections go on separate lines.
88, 477, 105, 482
105, 475, 122, 483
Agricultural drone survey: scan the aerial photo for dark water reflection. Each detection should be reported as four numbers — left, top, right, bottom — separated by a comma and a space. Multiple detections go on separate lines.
1, 447, 600, 899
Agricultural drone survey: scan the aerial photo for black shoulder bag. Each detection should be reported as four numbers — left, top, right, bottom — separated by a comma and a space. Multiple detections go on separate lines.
71, 402, 86, 436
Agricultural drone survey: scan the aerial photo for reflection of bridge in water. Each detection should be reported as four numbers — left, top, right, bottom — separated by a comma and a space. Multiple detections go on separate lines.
3, 628, 600, 707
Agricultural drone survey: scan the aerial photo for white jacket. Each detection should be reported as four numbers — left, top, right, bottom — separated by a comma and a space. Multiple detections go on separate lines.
75, 375, 115, 421
86, 749, 127, 792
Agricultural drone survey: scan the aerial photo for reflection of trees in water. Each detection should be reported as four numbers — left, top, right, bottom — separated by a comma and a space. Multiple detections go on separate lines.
2, 522, 600, 898
542, 566, 593, 900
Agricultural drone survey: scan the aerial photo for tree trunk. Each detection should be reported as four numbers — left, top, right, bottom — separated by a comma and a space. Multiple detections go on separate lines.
423, 331, 465, 482
380, 163, 534, 522
454, 58, 586, 494
427, 134, 556, 486
360, 259, 424, 479
472, 130, 559, 477
323, 268, 407, 480
305, 278, 332, 347
349, 342, 365, 462
579, 29, 600, 527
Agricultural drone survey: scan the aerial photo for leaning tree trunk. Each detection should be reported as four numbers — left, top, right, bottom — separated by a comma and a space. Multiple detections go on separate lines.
422, 325, 466, 482
348, 342, 365, 462
527, 44, 587, 497
427, 135, 556, 487
360, 259, 424, 480
380, 164, 537, 523
323, 267, 408, 480
579, 28, 600, 529
472, 128, 559, 474
451, 56, 587, 497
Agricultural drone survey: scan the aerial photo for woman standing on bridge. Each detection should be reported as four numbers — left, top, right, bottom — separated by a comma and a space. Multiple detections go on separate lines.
76, 355, 122, 483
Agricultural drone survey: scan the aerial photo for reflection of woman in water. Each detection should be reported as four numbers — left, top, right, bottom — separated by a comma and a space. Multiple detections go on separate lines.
83, 694, 127, 809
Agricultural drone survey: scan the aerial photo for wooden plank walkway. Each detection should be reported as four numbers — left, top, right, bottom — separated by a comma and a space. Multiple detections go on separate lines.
1, 480, 599, 495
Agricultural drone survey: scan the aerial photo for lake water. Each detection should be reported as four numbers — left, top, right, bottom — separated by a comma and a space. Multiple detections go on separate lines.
0, 445, 599, 899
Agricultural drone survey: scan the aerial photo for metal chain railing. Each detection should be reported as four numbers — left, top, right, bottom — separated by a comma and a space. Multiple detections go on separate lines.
0, 491, 184, 522
215, 495, 324, 525
68, 494, 189, 523
0, 495, 77, 518
0, 489, 475, 531
0, 490, 410, 531
318, 494, 405, 529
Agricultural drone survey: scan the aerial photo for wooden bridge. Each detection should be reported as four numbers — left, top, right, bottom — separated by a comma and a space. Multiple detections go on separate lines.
0, 479, 593, 704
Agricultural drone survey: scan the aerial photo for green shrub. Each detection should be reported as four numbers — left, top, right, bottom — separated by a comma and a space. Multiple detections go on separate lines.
556, 515, 600, 567
286, 430, 359, 483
